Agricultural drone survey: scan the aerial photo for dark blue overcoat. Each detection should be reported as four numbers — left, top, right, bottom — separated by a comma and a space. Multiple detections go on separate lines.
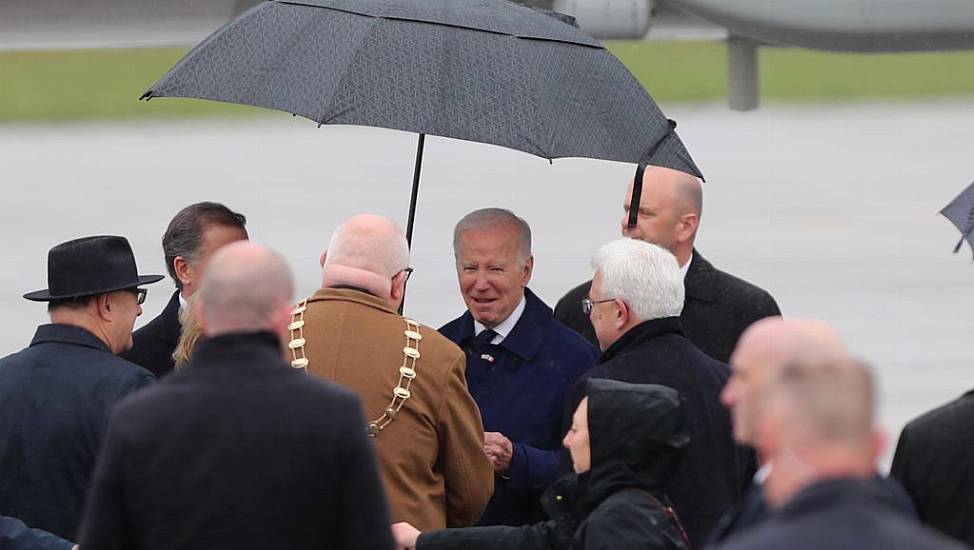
440, 288, 598, 526
0, 324, 155, 539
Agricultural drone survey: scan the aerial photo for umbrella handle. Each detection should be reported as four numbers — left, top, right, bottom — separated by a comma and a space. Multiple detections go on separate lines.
400, 133, 425, 315
628, 163, 646, 228
405, 133, 426, 248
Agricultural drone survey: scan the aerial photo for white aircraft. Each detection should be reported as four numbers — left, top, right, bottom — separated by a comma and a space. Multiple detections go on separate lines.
4, 0, 973, 110
555, 0, 974, 109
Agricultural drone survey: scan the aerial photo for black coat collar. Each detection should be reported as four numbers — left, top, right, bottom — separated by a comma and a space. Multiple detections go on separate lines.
186, 331, 286, 371
684, 249, 717, 303
600, 317, 684, 364
30, 323, 111, 353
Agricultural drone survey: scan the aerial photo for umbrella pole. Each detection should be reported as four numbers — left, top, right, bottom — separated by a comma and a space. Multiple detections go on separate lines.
405, 133, 426, 247
400, 133, 425, 315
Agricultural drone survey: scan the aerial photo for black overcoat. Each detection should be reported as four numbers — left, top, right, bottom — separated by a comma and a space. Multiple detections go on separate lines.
0, 324, 156, 540
79, 331, 394, 550
891, 389, 974, 546
712, 478, 967, 550
122, 289, 181, 377
553, 251, 780, 363
564, 318, 754, 547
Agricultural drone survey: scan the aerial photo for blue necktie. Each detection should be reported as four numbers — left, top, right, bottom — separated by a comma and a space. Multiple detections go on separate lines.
470, 329, 498, 353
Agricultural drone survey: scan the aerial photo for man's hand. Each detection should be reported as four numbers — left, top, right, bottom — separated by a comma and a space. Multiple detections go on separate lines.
391, 522, 420, 550
484, 431, 513, 475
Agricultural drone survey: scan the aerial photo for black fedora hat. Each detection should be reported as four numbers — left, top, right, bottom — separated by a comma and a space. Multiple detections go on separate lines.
24, 235, 164, 302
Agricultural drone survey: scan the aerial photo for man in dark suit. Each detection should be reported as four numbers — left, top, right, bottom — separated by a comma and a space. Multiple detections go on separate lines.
0, 235, 161, 540
441, 208, 599, 526
123, 201, 248, 378
79, 241, 394, 550
890, 390, 974, 546
554, 166, 780, 363
712, 360, 962, 550
568, 237, 753, 547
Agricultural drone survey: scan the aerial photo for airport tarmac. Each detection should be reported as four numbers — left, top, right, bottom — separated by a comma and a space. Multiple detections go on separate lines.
2, 98, 973, 465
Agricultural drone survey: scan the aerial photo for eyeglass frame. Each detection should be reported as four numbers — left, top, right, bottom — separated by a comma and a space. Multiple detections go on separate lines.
581, 295, 615, 314
125, 288, 148, 305
398, 267, 414, 283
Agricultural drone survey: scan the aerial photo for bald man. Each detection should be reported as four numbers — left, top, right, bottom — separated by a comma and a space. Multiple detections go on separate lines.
709, 317, 914, 546
291, 214, 493, 531
554, 166, 780, 363
712, 360, 964, 550
80, 242, 394, 550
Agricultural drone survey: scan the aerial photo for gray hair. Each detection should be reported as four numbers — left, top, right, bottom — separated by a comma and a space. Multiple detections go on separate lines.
453, 208, 532, 264
200, 243, 293, 334
591, 238, 683, 321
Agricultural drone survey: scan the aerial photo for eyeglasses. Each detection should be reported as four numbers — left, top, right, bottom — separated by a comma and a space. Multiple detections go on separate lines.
399, 267, 414, 283
581, 296, 615, 314
127, 288, 148, 305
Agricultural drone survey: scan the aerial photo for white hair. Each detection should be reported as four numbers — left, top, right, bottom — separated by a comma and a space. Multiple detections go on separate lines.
591, 238, 684, 321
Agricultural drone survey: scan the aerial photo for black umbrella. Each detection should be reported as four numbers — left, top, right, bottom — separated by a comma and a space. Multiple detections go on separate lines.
941, 180, 974, 257
142, 0, 702, 243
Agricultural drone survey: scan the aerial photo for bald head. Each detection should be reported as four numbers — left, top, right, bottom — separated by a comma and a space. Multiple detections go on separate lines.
761, 359, 880, 508
200, 241, 294, 336
621, 166, 702, 266
321, 214, 409, 305
722, 317, 849, 446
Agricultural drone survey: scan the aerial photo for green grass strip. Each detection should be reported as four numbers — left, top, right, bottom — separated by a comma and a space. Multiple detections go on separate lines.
2, 42, 973, 123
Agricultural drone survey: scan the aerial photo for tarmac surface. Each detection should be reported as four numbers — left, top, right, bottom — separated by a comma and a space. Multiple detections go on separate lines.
2, 98, 973, 466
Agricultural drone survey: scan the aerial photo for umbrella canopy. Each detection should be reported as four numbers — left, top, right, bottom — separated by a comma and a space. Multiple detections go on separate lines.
941, 179, 974, 257
143, 0, 700, 175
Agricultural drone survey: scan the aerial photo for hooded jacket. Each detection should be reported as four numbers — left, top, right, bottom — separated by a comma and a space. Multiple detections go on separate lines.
416, 379, 691, 550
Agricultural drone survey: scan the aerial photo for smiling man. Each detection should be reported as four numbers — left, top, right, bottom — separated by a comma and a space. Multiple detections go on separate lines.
440, 208, 598, 527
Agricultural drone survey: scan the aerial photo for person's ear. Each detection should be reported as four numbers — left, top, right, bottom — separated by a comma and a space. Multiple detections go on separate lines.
870, 429, 888, 465
319, 251, 328, 268
521, 255, 534, 287
173, 256, 194, 288
614, 299, 629, 330
676, 213, 699, 243
390, 270, 407, 302
95, 293, 113, 321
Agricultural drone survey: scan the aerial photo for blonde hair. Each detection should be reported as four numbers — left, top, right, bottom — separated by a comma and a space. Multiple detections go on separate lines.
173, 292, 203, 369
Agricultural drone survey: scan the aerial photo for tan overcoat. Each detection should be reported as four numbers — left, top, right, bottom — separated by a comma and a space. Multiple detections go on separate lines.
291, 288, 493, 530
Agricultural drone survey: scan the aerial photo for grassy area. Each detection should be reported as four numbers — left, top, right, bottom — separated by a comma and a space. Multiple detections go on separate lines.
1, 42, 973, 123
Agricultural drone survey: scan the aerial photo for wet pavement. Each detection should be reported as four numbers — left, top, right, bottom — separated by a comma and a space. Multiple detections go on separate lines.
2, 98, 973, 466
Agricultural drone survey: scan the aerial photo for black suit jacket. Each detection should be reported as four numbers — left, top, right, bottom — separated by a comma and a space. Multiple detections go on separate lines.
79, 331, 395, 550
123, 290, 181, 378
890, 390, 974, 547
566, 318, 755, 548
553, 251, 780, 363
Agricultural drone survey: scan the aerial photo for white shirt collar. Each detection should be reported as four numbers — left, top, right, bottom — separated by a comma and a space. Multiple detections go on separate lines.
754, 462, 772, 485
680, 252, 693, 280
473, 295, 527, 345
178, 291, 189, 312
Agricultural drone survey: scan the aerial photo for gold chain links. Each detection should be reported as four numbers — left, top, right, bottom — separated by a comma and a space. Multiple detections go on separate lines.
287, 300, 421, 438
287, 299, 309, 370
368, 318, 422, 437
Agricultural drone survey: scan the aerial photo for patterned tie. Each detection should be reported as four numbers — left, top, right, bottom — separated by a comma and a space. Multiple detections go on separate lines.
469, 329, 498, 353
